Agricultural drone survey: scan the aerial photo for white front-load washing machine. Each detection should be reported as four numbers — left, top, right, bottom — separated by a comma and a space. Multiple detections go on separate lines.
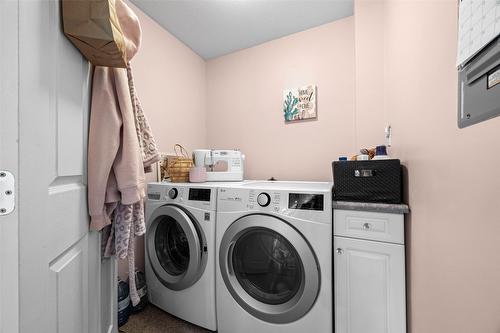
145, 182, 219, 331
216, 181, 333, 333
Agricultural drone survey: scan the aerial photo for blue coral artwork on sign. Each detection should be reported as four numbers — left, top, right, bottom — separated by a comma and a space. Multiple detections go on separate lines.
283, 84, 317, 122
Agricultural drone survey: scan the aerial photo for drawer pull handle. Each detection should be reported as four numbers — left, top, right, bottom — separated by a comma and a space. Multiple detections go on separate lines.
336, 248, 344, 255
363, 223, 371, 230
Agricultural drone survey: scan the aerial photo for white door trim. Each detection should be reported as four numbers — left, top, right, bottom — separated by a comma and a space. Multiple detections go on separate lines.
0, 1, 20, 332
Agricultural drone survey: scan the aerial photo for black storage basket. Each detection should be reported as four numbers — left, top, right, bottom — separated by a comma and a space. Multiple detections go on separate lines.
332, 159, 402, 204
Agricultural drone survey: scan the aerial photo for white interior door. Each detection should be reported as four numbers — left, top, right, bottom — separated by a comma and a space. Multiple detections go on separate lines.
0, 1, 20, 333
2, 1, 118, 332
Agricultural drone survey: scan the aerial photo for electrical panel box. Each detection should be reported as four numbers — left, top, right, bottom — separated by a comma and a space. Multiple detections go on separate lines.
458, 37, 500, 128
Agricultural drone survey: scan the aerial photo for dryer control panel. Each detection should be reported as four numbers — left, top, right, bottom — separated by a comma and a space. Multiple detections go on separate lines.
247, 190, 282, 213
288, 193, 324, 211
218, 186, 331, 224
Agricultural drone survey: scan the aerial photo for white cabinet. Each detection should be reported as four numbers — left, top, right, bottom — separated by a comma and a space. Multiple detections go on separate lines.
334, 210, 406, 333
334, 210, 404, 244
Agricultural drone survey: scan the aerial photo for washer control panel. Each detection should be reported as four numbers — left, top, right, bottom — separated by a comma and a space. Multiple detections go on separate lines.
147, 183, 216, 210
168, 188, 178, 199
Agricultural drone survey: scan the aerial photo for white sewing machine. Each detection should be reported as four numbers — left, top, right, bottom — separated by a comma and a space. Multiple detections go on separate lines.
192, 149, 245, 181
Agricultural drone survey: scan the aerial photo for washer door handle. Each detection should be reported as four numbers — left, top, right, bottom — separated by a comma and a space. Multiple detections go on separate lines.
227, 242, 235, 276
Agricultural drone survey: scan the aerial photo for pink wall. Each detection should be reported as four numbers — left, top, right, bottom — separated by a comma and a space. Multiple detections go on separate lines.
125, 3, 500, 331
354, 0, 387, 148
356, 1, 500, 332
119, 2, 207, 280
128, 2, 207, 156
206, 18, 356, 181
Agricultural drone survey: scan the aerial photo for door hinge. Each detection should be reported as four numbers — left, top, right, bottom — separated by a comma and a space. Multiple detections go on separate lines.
0, 171, 15, 215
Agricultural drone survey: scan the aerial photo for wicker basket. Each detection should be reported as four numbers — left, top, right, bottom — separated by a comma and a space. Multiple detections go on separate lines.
166, 144, 193, 183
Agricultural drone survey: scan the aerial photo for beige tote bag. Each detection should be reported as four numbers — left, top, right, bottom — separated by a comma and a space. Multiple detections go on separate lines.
62, 0, 127, 68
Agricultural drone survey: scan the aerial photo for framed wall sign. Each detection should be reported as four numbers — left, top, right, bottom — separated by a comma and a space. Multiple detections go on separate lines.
283, 84, 317, 122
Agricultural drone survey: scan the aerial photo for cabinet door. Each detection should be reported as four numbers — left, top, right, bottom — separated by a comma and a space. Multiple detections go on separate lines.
334, 236, 406, 333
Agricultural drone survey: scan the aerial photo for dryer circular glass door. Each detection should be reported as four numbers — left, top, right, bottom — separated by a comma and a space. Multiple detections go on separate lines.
147, 205, 207, 291
219, 214, 320, 324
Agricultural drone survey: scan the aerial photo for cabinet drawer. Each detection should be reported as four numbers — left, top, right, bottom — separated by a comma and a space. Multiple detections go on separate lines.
334, 209, 404, 244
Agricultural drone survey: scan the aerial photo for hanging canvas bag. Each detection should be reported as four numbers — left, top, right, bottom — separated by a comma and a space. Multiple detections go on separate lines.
62, 0, 128, 68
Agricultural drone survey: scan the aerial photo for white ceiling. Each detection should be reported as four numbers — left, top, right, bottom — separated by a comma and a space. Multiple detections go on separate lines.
130, 0, 354, 60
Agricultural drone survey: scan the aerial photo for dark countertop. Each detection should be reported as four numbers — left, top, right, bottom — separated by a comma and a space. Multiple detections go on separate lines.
332, 201, 410, 214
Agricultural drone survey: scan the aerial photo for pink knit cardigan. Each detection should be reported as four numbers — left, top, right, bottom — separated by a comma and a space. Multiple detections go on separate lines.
88, 0, 145, 231
88, 66, 146, 230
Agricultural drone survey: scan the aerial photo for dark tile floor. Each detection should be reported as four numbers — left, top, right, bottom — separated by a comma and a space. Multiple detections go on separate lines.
119, 304, 212, 333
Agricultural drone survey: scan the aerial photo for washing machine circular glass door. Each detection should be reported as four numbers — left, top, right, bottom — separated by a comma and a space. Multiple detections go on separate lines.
219, 214, 320, 324
147, 205, 207, 291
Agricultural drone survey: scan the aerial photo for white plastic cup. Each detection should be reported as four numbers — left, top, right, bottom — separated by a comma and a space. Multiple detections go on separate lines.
189, 166, 207, 183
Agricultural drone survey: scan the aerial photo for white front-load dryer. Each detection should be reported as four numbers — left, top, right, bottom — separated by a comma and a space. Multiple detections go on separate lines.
145, 182, 218, 331
216, 181, 333, 333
